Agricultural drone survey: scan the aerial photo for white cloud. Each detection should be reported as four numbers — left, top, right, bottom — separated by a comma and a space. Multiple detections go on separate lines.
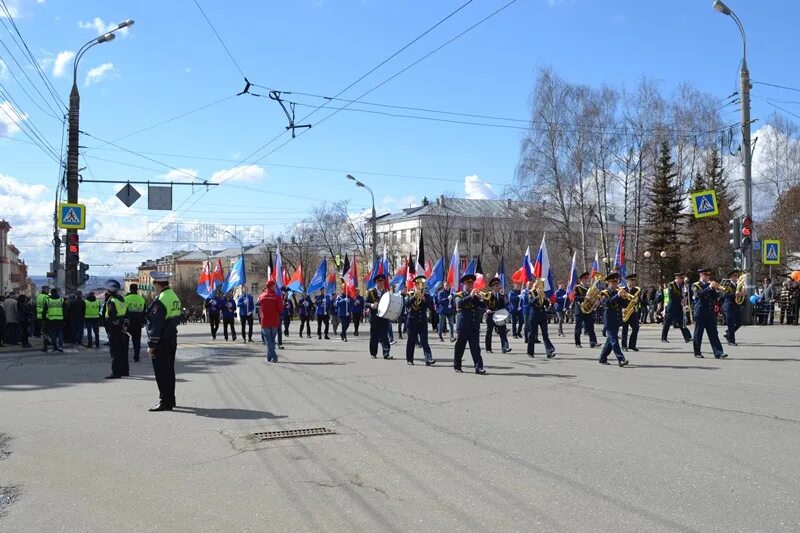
0, 0, 19, 17
0, 100, 28, 137
464, 175, 496, 199
78, 17, 128, 37
84, 62, 114, 86
158, 168, 200, 183
52, 50, 75, 77
37, 0, 46, 4
378, 195, 418, 213
210, 165, 266, 184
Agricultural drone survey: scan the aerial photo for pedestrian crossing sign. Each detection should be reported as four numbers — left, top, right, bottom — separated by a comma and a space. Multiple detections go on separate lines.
57, 202, 86, 230
690, 189, 719, 218
762, 239, 780, 265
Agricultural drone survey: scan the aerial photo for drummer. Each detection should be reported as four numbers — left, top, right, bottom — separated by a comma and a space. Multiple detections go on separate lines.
365, 273, 393, 360
405, 274, 437, 366
485, 277, 511, 354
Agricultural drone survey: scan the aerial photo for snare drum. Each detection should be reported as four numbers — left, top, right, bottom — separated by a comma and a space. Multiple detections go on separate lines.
377, 292, 404, 321
492, 309, 510, 326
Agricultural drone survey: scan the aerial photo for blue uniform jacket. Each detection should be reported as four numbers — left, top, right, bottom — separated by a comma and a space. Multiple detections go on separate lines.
721, 282, 740, 312
237, 294, 255, 317
335, 295, 352, 317
665, 281, 686, 318
509, 290, 521, 315
314, 295, 328, 317
521, 289, 531, 315
456, 292, 487, 333
602, 289, 625, 328
221, 298, 237, 320
406, 293, 435, 328
352, 295, 365, 315
529, 290, 551, 321
435, 290, 452, 315
282, 298, 294, 318
692, 281, 719, 319
206, 296, 223, 316
555, 288, 567, 312
298, 296, 312, 318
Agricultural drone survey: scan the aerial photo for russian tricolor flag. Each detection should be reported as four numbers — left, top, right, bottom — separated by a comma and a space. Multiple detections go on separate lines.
591, 251, 601, 279
446, 241, 459, 295
511, 246, 533, 285
532, 235, 556, 302
565, 251, 578, 301
613, 229, 626, 286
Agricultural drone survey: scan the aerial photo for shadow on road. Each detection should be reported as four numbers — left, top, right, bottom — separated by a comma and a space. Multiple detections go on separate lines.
490, 372, 577, 378
171, 406, 288, 420
629, 364, 719, 370
279, 361, 352, 366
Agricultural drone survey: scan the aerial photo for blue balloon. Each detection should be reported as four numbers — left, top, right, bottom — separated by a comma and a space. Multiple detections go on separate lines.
749, 294, 761, 305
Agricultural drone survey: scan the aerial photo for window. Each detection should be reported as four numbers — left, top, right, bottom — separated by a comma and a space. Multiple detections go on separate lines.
401, 230, 408, 244
410, 229, 417, 243
491, 245, 501, 255
472, 230, 482, 244
393, 231, 399, 245
459, 229, 468, 243
514, 231, 525, 245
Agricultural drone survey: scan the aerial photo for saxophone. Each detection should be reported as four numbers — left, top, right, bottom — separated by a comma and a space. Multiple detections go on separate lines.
735, 273, 747, 305
622, 287, 640, 323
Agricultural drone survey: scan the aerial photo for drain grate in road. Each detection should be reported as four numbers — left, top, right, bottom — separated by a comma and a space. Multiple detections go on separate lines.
250, 427, 335, 441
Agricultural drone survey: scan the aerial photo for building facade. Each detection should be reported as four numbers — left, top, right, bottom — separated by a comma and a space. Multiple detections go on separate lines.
0, 220, 33, 295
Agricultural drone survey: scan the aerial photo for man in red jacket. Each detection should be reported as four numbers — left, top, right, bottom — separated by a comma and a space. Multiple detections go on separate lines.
258, 281, 285, 363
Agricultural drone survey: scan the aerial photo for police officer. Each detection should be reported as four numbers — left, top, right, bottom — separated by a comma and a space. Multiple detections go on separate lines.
237, 289, 255, 343
352, 288, 365, 336
573, 272, 599, 348
405, 274, 436, 366
721, 269, 744, 346
34, 286, 48, 338
314, 289, 330, 340
691, 268, 727, 359
661, 273, 692, 343
366, 274, 392, 359
104, 279, 129, 379
124, 284, 147, 362
527, 279, 556, 358
145, 272, 182, 411
41, 287, 65, 353
621, 274, 641, 352
205, 291, 222, 340
598, 272, 629, 367
485, 277, 511, 354
509, 283, 523, 339
83, 292, 101, 348
453, 274, 487, 374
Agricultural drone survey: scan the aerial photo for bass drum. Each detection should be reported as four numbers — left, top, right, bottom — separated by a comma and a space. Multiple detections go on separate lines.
492, 309, 510, 326
377, 292, 404, 321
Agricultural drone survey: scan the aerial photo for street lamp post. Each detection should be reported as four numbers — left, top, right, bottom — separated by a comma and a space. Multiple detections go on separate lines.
713, 0, 754, 324
346, 174, 377, 263
64, 19, 134, 295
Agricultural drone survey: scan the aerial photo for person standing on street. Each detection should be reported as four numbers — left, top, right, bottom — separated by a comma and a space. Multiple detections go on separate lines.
661, 273, 693, 344
0, 297, 6, 346
453, 274, 487, 374
573, 273, 599, 348
597, 273, 629, 367
554, 281, 568, 337
366, 274, 392, 359
621, 274, 641, 352
34, 287, 48, 338
71, 291, 85, 346
485, 277, 511, 354
16, 294, 33, 348
258, 280, 284, 363
84, 292, 101, 348
237, 289, 255, 343
146, 272, 182, 412
205, 292, 222, 340
691, 268, 727, 359
104, 280, 129, 379
298, 293, 312, 338
436, 284, 454, 342
282, 292, 294, 337
3, 293, 19, 345
352, 288, 365, 337
41, 288, 65, 353
721, 270, 744, 346
314, 289, 330, 340
221, 293, 237, 341
335, 288, 353, 342
124, 284, 147, 362
405, 275, 436, 366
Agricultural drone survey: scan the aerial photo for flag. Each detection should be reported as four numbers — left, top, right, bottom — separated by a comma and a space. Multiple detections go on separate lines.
425, 258, 432, 279
533, 234, 556, 301
267, 251, 274, 282
222, 255, 246, 294
566, 251, 578, 301
307, 258, 327, 294
496, 257, 507, 293
416, 229, 425, 274
368, 245, 391, 290
426, 257, 444, 295
473, 257, 486, 290
365, 259, 376, 289
510, 246, 532, 286
283, 268, 290, 289
212, 258, 225, 289
381, 245, 390, 278
390, 257, 407, 290
287, 263, 304, 293
196, 261, 213, 299
613, 229, 627, 286
591, 251, 600, 279
325, 271, 337, 296
446, 242, 459, 295
342, 253, 358, 298
406, 253, 416, 290
274, 247, 284, 295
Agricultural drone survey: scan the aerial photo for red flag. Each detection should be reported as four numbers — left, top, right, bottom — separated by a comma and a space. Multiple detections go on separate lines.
212, 259, 225, 286
343, 253, 359, 298
473, 257, 486, 290
198, 261, 212, 285
425, 259, 432, 279
287, 263, 304, 292
406, 253, 415, 290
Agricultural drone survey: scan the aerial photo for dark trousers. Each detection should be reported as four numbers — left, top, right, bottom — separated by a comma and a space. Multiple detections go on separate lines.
222, 317, 236, 340
406, 323, 432, 362
511, 311, 523, 337
724, 307, 741, 344
454, 329, 483, 370
693, 316, 724, 357
72, 319, 84, 344
151, 337, 177, 407
85, 318, 100, 347
317, 315, 329, 338
622, 316, 639, 349
283, 315, 291, 335
339, 316, 351, 340
555, 310, 565, 336
527, 316, 555, 355
128, 323, 143, 358
661, 314, 691, 342
240, 314, 253, 340
299, 316, 311, 337
48, 322, 63, 350
209, 314, 220, 339
484, 318, 509, 352
599, 325, 625, 362
34, 318, 42, 337
4, 322, 18, 344
369, 317, 391, 357
353, 313, 363, 335
19, 321, 30, 346
574, 312, 597, 346
109, 329, 129, 376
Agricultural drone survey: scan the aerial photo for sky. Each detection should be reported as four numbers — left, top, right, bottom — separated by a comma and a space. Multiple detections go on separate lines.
1, 0, 800, 277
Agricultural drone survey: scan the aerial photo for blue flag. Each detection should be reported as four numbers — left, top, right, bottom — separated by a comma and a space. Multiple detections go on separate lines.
426, 257, 444, 295
306, 258, 327, 294
366, 258, 379, 290
464, 257, 476, 276
196, 283, 212, 300
221, 255, 246, 294
497, 257, 507, 293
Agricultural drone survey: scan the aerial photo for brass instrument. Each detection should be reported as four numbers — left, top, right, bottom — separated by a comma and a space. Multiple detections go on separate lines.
622, 287, 640, 323
735, 273, 747, 305
413, 278, 425, 309
580, 275, 604, 314
534, 278, 545, 305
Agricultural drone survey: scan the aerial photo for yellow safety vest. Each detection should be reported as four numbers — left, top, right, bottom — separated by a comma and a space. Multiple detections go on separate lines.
124, 293, 146, 313
158, 288, 182, 319
36, 293, 48, 319
105, 297, 127, 318
84, 300, 101, 319
46, 297, 64, 321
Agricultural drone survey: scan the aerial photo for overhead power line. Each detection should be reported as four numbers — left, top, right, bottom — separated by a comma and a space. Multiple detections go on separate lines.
192, 0, 246, 78
753, 81, 800, 94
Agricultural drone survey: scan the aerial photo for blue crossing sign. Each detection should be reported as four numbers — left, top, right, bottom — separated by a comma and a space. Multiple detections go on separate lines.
57, 202, 86, 230
690, 189, 719, 218
762, 239, 781, 265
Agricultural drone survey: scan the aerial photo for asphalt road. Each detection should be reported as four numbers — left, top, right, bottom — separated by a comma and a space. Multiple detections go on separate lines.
1, 322, 799, 532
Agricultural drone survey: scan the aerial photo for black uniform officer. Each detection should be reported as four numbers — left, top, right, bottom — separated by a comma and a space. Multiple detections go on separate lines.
485, 277, 511, 354
721, 269, 744, 346
453, 274, 487, 374
366, 274, 392, 359
405, 275, 436, 366
573, 272, 599, 348
691, 268, 727, 359
621, 274, 641, 352
146, 271, 182, 411
661, 273, 692, 343
104, 279, 130, 379
527, 280, 556, 358
598, 272, 629, 367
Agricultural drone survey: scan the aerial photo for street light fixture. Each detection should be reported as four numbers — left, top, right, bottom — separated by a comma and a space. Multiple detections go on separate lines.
64, 18, 134, 295
346, 174, 377, 263
713, 0, 754, 324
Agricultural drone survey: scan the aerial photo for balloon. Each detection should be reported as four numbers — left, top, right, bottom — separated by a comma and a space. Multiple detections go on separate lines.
792, 271, 800, 282
749, 295, 761, 305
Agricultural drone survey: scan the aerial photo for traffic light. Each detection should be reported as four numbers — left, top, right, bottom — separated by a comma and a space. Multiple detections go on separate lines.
729, 218, 741, 249
79, 262, 90, 286
733, 249, 743, 270
67, 232, 80, 261
741, 215, 753, 250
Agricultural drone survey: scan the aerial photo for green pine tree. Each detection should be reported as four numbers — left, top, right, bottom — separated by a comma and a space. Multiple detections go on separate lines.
645, 141, 684, 279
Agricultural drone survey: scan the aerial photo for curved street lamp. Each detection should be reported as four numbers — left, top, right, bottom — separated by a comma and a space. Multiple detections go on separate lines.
346, 174, 377, 263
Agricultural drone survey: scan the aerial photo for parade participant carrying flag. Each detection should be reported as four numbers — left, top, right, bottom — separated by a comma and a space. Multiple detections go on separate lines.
222, 255, 246, 294
274, 247, 284, 295
287, 263, 304, 293
196, 261, 213, 299
613, 228, 627, 286
212, 258, 225, 289
446, 241, 459, 295
307, 258, 327, 294
427, 257, 444, 295
511, 246, 533, 285
533, 234, 556, 302
591, 251, 601, 279
566, 251, 578, 301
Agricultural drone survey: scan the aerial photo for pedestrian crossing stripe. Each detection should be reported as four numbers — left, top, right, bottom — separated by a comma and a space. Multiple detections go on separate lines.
762, 240, 781, 265
57, 202, 86, 229
690, 189, 719, 218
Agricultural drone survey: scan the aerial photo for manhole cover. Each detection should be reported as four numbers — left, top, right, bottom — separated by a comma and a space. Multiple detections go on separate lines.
250, 428, 335, 441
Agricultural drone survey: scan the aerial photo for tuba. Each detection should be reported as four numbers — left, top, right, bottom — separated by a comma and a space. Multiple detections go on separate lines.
622, 287, 640, 323
580, 275, 604, 315
735, 273, 747, 305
